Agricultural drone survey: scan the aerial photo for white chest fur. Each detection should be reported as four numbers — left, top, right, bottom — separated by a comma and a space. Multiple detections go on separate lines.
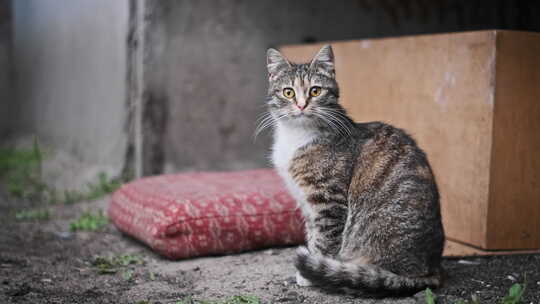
272, 123, 317, 218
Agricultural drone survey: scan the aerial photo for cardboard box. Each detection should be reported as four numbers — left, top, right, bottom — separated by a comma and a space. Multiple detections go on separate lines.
281, 30, 540, 251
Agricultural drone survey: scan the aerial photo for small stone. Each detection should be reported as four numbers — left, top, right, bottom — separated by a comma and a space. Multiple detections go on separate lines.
283, 276, 295, 286
276, 295, 296, 303
41, 278, 52, 283
507, 275, 517, 282
286, 291, 299, 298
457, 259, 481, 265
413, 290, 426, 302
55, 231, 73, 240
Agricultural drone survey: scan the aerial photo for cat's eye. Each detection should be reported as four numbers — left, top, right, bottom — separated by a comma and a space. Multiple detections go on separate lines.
310, 86, 322, 97
283, 88, 295, 99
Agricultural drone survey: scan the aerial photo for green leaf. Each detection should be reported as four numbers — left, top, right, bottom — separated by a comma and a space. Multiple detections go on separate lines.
224, 295, 261, 304
425, 288, 436, 304
121, 269, 134, 281
70, 210, 108, 232
501, 283, 525, 304
15, 209, 50, 221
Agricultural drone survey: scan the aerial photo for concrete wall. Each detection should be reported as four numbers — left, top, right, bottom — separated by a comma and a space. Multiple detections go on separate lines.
148, 0, 532, 173
5, 0, 540, 180
12, 0, 129, 185
0, 0, 12, 138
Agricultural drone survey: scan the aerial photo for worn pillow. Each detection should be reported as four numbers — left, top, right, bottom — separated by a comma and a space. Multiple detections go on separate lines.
108, 169, 305, 259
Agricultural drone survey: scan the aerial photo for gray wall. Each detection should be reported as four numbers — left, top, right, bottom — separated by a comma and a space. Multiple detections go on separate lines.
0, 0, 12, 137
12, 0, 129, 181
146, 0, 481, 173
5, 0, 540, 179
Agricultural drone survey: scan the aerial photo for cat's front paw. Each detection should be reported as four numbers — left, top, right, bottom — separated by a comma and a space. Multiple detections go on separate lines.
296, 271, 313, 287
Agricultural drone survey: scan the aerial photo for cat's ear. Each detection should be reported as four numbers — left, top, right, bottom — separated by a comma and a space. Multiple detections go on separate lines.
309, 45, 335, 77
267, 48, 290, 78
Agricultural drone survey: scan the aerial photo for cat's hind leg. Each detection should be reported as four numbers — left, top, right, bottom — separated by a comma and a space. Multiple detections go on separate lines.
305, 203, 348, 257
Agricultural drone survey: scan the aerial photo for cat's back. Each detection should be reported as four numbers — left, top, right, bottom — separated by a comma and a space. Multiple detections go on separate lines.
349, 121, 438, 200
345, 122, 444, 276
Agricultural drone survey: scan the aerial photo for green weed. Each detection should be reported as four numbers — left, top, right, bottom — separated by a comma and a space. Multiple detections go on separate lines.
425, 288, 436, 304
14, 208, 51, 221
84, 172, 122, 201
424, 282, 526, 304
57, 172, 122, 205
62, 172, 122, 205
0, 142, 122, 208
122, 269, 134, 281
222, 296, 261, 304
501, 283, 526, 304
70, 210, 108, 232
0, 140, 46, 200
174, 295, 261, 304
93, 257, 119, 274
92, 254, 145, 275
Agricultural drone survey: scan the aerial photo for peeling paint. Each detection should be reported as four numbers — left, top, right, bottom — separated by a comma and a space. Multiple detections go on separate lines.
360, 40, 372, 49
435, 70, 457, 111
486, 32, 497, 108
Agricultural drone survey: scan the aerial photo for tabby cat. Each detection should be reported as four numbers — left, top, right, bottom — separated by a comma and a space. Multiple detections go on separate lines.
263, 45, 445, 296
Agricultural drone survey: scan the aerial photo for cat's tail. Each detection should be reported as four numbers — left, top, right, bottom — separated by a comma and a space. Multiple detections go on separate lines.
295, 247, 441, 296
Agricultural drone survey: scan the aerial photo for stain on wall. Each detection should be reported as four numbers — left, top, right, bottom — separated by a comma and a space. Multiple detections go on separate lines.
11, 0, 130, 180
0, 0, 12, 138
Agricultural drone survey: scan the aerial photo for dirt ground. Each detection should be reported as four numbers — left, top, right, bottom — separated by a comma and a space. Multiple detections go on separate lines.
1, 187, 539, 304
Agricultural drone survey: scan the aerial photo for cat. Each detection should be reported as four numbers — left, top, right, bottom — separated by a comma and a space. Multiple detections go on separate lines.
263, 45, 445, 296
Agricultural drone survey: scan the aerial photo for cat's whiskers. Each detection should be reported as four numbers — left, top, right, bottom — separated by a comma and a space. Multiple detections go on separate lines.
311, 111, 348, 139
254, 112, 288, 140
254, 113, 275, 139
324, 110, 354, 138
313, 108, 353, 138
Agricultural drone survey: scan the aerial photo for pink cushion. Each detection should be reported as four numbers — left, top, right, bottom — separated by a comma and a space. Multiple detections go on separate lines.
108, 169, 305, 259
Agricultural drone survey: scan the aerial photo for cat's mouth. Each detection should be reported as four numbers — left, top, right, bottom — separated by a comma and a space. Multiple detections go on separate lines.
290, 109, 313, 118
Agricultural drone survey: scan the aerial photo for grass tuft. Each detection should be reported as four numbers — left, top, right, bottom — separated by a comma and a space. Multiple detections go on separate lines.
15, 208, 51, 221
174, 295, 261, 304
425, 288, 436, 304
0, 140, 45, 200
70, 210, 109, 232
92, 254, 145, 275
0, 142, 123, 209
424, 282, 526, 304
501, 283, 526, 304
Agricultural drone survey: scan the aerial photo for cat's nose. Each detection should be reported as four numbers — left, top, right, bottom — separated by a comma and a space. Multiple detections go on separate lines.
296, 101, 307, 110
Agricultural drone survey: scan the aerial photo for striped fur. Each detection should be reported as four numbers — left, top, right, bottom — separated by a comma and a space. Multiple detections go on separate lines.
295, 247, 440, 296
265, 45, 445, 296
